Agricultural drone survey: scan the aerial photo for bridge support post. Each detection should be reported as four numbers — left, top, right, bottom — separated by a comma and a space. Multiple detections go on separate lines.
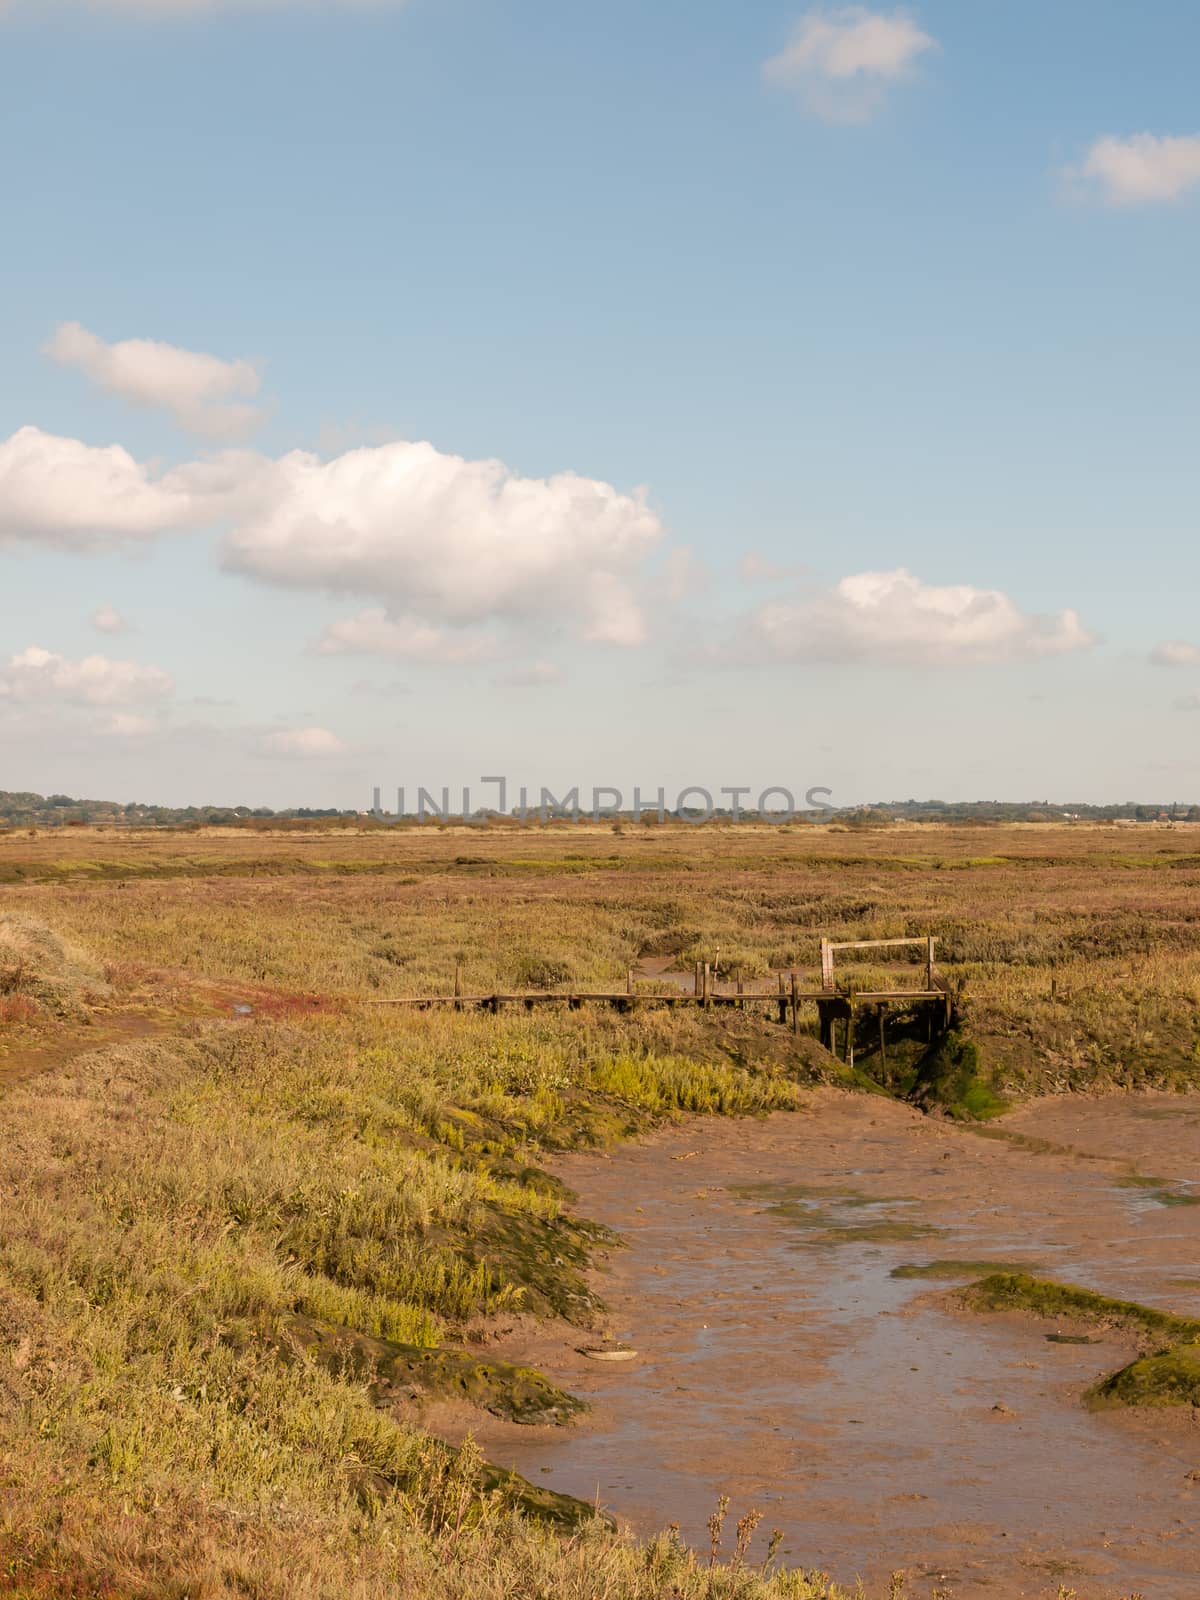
878, 1003, 887, 1077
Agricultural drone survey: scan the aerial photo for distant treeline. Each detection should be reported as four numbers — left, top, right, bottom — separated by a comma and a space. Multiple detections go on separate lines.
3, 789, 1199, 830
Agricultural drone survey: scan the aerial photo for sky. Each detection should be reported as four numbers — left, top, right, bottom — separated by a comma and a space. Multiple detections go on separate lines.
2, 0, 1199, 811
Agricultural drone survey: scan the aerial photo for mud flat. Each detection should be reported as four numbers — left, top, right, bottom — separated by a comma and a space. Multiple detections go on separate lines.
467, 1092, 1200, 1599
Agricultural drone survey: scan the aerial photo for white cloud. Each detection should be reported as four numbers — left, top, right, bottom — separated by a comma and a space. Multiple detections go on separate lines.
747, 568, 1094, 666
221, 438, 663, 647
492, 660, 565, 688
0, 646, 174, 706
261, 726, 346, 758
1151, 639, 1200, 667
0, 426, 211, 550
763, 6, 936, 123
104, 713, 158, 736
313, 608, 498, 664
92, 604, 131, 635
46, 322, 264, 439
1068, 134, 1200, 206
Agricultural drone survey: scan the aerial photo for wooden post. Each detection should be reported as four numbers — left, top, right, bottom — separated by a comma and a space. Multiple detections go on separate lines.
790, 972, 799, 1035
703, 963, 712, 1007
777, 972, 787, 1026
453, 963, 462, 1012
736, 970, 744, 1010
846, 1003, 855, 1069
926, 936, 936, 992
627, 968, 634, 995
694, 961, 703, 1001
820, 939, 834, 991
878, 1004, 887, 1075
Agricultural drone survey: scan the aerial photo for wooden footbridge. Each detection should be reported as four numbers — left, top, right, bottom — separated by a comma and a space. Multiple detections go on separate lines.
369, 936, 953, 1066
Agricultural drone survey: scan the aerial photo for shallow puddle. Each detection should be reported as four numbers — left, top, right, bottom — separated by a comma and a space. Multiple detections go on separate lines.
472, 1091, 1200, 1599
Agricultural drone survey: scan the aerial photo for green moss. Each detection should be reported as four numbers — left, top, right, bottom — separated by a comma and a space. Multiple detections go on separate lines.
957, 1272, 1200, 1345
1090, 1344, 1200, 1409
812, 1219, 940, 1245
891, 1258, 1040, 1280
910, 1029, 1008, 1120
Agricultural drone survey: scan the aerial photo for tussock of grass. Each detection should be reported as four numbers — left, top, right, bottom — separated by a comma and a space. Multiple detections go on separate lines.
956, 1272, 1200, 1344
1091, 1344, 1200, 1409
0, 912, 110, 1017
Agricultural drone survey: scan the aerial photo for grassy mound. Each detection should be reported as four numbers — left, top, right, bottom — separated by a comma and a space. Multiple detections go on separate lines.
0, 912, 110, 1018
278, 1314, 587, 1425
957, 1272, 1200, 1343
1091, 1344, 1200, 1409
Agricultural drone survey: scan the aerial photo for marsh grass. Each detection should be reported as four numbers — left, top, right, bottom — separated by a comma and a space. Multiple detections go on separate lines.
8, 821, 1200, 1096
0, 991, 834, 1596
1, 822, 1196, 1597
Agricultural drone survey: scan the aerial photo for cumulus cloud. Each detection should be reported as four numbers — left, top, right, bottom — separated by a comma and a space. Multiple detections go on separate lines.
92, 604, 131, 635
221, 438, 663, 647
261, 726, 346, 757
313, 608, 498, 664
746, 569, 1094, 666
763, 6, 936, 123
1151, 639, 1200, 667
0, 426, 212, 550
46, 322, 264, 439
1066, 134, 1200, 206
0, 646, 174, 706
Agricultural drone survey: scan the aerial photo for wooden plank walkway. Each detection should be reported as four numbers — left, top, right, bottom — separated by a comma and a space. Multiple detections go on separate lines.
364, 937, 955, 1075
366, 989, 948, 1007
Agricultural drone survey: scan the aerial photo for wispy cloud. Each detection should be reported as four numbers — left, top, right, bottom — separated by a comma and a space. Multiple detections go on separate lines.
1067, 134, 1200, 206
763, 6, 936, 124
313, 609, 499, 664
1151, 639, 1200, 667
91, 604, 132, 635
46, 322, 265, 439
260, 726, 346, 758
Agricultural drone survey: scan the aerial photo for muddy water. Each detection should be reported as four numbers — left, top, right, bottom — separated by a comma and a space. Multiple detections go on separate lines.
472, 1093, 1200, 1599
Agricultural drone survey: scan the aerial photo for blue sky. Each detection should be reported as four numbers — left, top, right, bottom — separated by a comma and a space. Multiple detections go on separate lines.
2, 1, 1199, 809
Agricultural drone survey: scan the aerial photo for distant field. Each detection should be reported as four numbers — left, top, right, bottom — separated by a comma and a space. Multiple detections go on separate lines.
4, 820, 1199, 1093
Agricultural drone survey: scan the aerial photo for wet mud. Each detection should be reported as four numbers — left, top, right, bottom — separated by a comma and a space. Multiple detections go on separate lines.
465, 1091, 1200, 1598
